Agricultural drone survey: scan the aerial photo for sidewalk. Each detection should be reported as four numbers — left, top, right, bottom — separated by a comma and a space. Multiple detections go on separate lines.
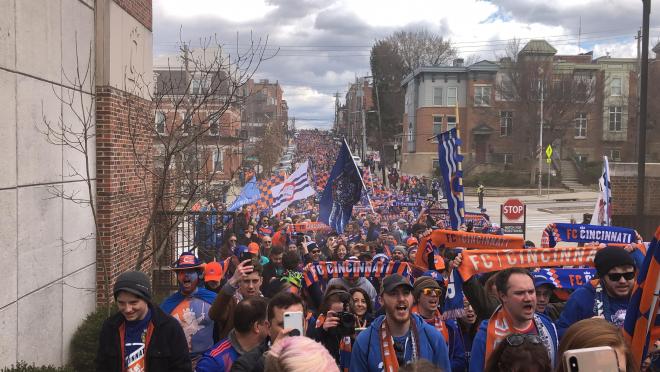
465, 189, 598, 205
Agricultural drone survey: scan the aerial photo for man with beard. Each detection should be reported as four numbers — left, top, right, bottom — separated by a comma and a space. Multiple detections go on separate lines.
350, 274, 451, 371
209, 259, 264, 341
469, 268, 558, 372
412, 276, 466, 372
161, 252, 217, 365
556, 246, 637, 337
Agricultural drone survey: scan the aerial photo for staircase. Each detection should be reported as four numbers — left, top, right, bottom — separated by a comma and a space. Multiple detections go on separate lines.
560, 160, 593, 192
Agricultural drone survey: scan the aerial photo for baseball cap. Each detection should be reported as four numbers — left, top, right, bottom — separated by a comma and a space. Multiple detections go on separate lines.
204, 261, 223, 282
171, 251, 203, 270
406, 237, 419, 247
113, 271, 151, 301
533, 274, 556, 289
381, 274, 413, 295
248, 242, 260, 255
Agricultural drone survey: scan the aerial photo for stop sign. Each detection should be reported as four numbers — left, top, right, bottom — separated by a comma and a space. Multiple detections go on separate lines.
502, 199, 525, 220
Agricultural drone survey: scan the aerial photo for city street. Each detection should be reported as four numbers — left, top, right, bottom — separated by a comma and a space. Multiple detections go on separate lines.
464, 191, 599, 245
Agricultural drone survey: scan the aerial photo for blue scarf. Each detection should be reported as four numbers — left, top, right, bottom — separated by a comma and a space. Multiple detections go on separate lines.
542, 223, 637, 247
533, 268, 597, 289
442, 269, 465, 320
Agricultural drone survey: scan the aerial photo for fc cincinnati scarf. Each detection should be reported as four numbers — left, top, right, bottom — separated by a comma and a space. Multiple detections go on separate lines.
457, 246, 602, 280
533, 268, 597, 289
541, 223, 638, 248
484, 306, 555, 368
422, 229, 524, 250
302, 260, 411, 287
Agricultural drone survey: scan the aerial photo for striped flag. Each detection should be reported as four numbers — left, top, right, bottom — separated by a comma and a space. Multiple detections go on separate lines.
591, 156, 612, 226
270, 161, 316, 214
436, 128, 465, 229
624, 225, 660, 368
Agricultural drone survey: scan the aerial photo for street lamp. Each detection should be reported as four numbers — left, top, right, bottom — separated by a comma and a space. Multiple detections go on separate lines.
538, 67, 545, 197
364, 75, 387, 184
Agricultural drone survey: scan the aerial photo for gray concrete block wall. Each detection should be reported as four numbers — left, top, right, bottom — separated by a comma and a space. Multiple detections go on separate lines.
0, 0, 97, 367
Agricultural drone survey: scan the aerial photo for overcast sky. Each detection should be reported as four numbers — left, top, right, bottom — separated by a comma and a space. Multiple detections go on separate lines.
154, 0, 660, 130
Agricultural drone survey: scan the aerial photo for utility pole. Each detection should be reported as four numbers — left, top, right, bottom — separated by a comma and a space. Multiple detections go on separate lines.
538, 68, 544, 197
360, 78, 367, 160
637, 0, 651, 227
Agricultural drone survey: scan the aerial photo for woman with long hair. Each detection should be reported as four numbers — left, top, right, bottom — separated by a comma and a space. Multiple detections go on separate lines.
556, 318, 638, 372
349, 287, 373, 331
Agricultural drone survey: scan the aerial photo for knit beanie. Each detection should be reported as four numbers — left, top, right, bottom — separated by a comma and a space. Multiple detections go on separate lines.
413, 276, 441, 299
392, 246, 407, 256
594, 246, 635, 277
113, 271, 152, 301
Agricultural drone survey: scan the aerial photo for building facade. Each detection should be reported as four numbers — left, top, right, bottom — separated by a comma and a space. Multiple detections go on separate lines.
0, 0, 153, 367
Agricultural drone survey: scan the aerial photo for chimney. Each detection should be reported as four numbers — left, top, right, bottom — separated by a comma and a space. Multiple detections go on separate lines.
453, 58, 464, 67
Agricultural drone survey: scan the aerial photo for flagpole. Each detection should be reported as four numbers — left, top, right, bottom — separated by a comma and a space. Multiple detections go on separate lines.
455, 101, 465, 222
344, 138, 375, 213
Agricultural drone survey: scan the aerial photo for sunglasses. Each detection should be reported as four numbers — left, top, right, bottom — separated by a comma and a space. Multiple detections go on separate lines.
421, 288, 442, 297
505, 334, 542, 347
607, 272, 635, 282
311, 249, 321, 254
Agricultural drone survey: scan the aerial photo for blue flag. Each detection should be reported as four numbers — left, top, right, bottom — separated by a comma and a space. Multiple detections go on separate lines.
319, 140, 363, 233
227, 176, 260, 212
436, 128, 465, 229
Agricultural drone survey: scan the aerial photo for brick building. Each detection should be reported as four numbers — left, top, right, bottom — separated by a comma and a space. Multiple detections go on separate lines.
400, 39, 657, 183
0, 0, 153, 367
153, 67, 243, 195
340, 78, 374, 159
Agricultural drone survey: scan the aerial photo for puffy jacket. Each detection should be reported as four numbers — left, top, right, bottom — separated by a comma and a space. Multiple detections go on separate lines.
469, 312, 558, 372
96, 304, 192, 372
349, 313, 452, 372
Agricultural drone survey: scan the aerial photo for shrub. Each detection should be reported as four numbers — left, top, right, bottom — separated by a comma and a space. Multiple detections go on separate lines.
68, 305, 116, 372
1, 362, 74, 372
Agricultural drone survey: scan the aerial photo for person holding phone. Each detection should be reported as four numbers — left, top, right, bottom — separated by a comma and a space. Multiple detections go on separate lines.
209, 259, 264, 342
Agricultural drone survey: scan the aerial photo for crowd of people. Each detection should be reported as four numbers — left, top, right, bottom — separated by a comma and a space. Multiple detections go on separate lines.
96, 130, 658, 372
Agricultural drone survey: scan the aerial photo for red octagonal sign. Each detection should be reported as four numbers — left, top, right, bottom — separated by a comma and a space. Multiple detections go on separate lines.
503, 199, 525, 220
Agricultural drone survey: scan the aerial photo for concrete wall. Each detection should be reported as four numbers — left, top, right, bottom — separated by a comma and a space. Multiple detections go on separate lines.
0, 0, 97, 367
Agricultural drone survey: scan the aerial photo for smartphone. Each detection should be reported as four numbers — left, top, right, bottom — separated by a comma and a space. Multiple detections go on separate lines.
562, 346, 619, 372
283, 311, 304, 337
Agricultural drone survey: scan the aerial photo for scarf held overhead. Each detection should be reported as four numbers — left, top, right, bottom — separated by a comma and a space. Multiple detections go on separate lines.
541, 223, 638, 247
302, 260, 411, 287
457, 246, 602, 280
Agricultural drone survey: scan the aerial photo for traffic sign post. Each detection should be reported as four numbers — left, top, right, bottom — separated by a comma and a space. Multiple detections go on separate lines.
545, 145, 553, 197
501, 198, 526, 238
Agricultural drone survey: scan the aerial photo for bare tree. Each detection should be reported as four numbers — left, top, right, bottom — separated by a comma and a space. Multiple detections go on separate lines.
490, 39, 604, 169
124, 34, 275, 271
385, 28, 457, 75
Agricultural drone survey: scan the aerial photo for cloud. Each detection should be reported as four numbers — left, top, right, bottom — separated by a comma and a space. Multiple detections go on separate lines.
153, 0, 659, 130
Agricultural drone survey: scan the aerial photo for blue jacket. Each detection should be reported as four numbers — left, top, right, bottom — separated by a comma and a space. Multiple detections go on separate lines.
445, 319, 467, 372
555, 281, 630, 338
469, 312, 558, 372
349, 313, 452, 372
195, 337, 238, 372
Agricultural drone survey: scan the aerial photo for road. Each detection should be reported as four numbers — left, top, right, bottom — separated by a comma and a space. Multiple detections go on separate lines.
463, 191, 599, 246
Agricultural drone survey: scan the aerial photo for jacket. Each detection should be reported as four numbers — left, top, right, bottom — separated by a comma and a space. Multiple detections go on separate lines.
555, 281, 630, 338
209, 282, 240, 342
229, 341, 268, 372
469, 312, 558, 372
349, 313, 452, 372
96, 304, 192, 372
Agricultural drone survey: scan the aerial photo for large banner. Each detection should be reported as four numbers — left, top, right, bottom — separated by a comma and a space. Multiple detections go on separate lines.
542, 223, 638, 247
429, 208, 491, 229
436, 128, 465, 229
303, 260, 411, 287
457, 246, 602, 280
422, 229, 525, 250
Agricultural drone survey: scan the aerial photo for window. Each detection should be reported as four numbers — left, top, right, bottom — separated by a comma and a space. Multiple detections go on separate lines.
433, 115, 443, 135
447, 87, 457, 106
209, 119, 219, 136
407, 122, 414, 142
575, 153, 588, 163
447, 116, 456, 131
500, 111, 512, 136
474, 86, 491, 106
432, 159, 440, 170
213, 149, 224, 172
608, 106, 622, 131
503, 153, 513, 164
574, 112, 587, 138
611, 77, 622, 96
433, 87, 443, 106
191, 77, 210, 95
609, 149, 621, 162
155, 111, 166, 134
181, 111, 192, 133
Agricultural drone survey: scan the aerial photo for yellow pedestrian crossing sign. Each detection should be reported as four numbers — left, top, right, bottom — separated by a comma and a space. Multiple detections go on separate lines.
545, 145, 553, 159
